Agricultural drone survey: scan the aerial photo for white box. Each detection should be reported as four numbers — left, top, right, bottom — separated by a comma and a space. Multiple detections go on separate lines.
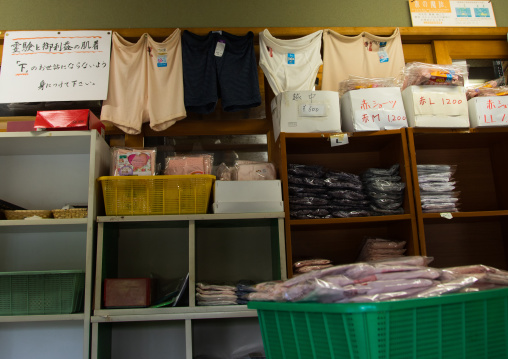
213, 201, 284, 214
340, 87, 408, 132
468, 96, 508, 128
402, 85, 469, 128
213, 180, 284, 213
271, 90, 341, 140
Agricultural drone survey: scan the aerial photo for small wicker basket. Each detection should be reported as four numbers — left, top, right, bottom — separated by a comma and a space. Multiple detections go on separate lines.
51, 208, 88, 219
4, 210, 53, 220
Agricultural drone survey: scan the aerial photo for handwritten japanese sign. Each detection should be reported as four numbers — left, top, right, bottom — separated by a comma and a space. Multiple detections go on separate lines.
409, 0, 496, 27
0, 31, 112, 103
468, 97, 508, 128
413, 92, 468, 116
341, 88, 408, 132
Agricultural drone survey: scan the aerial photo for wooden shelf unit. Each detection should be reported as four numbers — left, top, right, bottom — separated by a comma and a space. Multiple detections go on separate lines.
278, 130, 419, 277
407, 127, 508, 269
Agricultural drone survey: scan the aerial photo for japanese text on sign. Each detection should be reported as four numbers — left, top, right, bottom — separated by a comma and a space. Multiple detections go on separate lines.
0, 31, 112, 103
409, 0, 496, 27
292, 92, 329, 117
472, 97, 508, 125
413, 92, 468, 116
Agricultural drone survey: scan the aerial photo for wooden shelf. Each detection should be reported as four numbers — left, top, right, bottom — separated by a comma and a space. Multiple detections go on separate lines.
289, 214, 412, 226
92, 306, 256, 323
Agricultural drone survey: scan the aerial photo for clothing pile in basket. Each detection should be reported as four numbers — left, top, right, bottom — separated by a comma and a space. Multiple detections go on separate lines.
244, 256, 508, 303
288, 163, 405, 219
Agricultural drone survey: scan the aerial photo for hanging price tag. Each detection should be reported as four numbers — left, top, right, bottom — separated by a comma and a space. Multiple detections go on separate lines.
330, 133, 348, 147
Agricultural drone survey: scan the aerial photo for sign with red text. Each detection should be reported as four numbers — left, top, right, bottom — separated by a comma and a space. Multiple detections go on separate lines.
413, 92, 467, 116
402, 86, 470, 128
409, 0, 496, 27
0, 30, 112, 103
340, 88, 408, 132
468, 96, 508, 128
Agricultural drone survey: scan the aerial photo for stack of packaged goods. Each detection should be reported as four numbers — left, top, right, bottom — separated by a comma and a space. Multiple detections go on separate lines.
417, 164, 459, 213
293, 259, 333, 275
288, 163, 371, 219
357, 237, 407, 262
196, 283, 238, 306
361, 164, 405, 216
244, 256, 508, 304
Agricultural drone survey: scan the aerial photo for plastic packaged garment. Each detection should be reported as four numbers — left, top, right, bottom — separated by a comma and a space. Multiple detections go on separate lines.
164, 153, 214, 175
401, 62, 468, 89
234, 160, 276, 180
338, 75, 397, 97
295, 264, 334, 273
288, 163, 325, 178
294, 259, 332, 268
111, 147, 158, 176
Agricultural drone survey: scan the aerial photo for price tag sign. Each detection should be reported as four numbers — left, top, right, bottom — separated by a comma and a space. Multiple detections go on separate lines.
330, 133, 348, 147
299, 103, 327, 117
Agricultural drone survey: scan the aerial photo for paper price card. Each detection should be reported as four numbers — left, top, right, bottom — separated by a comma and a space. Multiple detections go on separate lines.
413, 92, 468, 116
473, 97, 508, 125
409, 0, 496, 27
298, 103, 327, 117
0, 31, 112, 103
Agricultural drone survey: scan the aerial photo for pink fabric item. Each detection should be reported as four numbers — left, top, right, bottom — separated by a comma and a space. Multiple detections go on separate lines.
164, 154, 213, 175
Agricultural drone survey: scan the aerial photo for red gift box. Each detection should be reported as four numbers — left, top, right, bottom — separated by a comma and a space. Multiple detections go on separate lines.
34, 109, 105, 134
103, 278, 151, 308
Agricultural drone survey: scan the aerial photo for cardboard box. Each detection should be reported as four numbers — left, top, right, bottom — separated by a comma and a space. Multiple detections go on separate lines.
271, 90, 341, 140
34, 109, 105, 134
104, 278, 151, 308
213, 180, 284, 213
468, 96, 508, 128
340, 88, 408, 132
402, 86, 469, 128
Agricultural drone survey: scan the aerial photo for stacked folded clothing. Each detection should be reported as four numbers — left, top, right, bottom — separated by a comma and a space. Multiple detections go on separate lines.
288, 163, 370, 219
293, 258, 333, 274
357, 237, 407, 262
417, 164, 459, 213
196, 283, 237, 306
361, 164, 405, 216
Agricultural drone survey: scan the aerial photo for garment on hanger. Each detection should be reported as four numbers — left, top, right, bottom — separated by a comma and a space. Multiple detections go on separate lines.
182, 30, 261, 114
259, 29, 323, 96
101, 30, 186, 134
321, 28, 405, 92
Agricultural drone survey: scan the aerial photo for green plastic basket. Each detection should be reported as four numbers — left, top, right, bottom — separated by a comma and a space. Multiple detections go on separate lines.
0, 270, 85, 315
248, 287, 508, 359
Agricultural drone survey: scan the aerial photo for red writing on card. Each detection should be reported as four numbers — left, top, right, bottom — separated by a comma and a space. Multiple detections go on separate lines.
362, 113, 406, 124
483, 114, 507, 124
483, 99, 508, 110
360, 99, 397, 110
419, 96, 463, 106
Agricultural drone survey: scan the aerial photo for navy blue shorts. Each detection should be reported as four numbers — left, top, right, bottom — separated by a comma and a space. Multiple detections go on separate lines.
182, 30, 261, 114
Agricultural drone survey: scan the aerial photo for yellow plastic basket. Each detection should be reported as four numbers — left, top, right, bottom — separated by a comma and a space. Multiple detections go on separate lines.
98, 175, 215, 216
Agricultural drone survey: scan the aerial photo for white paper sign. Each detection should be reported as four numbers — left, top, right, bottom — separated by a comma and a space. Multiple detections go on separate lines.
0, 30, 112, 103
299, 103, 327, 117
469, 97, 508, 126
413, 92, 468, 116
409, 0, 496, 27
